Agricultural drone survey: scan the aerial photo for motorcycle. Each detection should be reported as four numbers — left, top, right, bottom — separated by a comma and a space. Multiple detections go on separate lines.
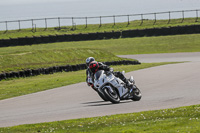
89, 70, 142, 103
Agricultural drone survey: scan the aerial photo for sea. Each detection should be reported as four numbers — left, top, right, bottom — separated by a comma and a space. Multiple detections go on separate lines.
0, 0, 200, 30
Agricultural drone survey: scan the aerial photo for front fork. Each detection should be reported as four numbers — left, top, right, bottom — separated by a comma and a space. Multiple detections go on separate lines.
123, 85, 137, 99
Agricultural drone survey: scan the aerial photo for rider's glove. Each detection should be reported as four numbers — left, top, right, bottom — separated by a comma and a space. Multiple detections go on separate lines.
110, 68, 114, 72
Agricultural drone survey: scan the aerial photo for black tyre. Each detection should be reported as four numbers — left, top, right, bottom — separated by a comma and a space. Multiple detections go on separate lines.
131, 85, 142, 101
103, 86, 120, 104
97, 91, 108, 101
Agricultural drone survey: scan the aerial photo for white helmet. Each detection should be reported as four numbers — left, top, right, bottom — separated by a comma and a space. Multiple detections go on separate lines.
86, 57, 95, 66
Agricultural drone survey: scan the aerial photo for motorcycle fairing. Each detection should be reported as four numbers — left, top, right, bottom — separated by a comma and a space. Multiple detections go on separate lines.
94, 70, 129, 98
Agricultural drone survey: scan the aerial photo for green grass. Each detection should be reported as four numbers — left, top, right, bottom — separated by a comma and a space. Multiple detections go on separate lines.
0, 33, 200, 72
0, 104, 199, 132
1, 34, 199, 56
0, 48, 128, 72
0, 17, 199, 39
47, 34, 199, 55
0, 62, 178, 100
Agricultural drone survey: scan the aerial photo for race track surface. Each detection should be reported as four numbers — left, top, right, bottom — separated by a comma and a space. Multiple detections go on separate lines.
0, 52, 200, 127
118, 52, 200, 63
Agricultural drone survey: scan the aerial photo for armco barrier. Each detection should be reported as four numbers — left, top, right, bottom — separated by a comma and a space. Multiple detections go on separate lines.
0, 39, 9, 47
96, 32, 105, 39
0, 60, 140, 80
1, 25, 200, 47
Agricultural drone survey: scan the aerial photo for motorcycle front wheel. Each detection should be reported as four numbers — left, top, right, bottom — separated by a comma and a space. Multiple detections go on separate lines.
97, 91, 108, 101
131, 85, 142, 101
103, 86, 120, 104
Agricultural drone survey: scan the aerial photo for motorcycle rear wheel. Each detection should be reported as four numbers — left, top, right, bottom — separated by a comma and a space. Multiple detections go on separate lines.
103, 86, 120, 104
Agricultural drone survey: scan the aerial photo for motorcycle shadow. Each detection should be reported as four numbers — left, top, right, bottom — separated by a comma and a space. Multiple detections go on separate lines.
82, 100, 133, 107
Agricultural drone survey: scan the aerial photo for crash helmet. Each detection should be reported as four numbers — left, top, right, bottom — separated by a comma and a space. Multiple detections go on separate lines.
89, 61, 99, 73
86, 57, 95, 67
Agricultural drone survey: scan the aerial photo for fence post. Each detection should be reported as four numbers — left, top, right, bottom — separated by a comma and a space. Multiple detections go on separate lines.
196, 10, 199, 22
32, 19, 34, 31
99, 16, 102, 27
181, 10, 184, 23
168, 11, 171, 24
127, 15, 130, 25
85, 17, 87, 28
154, 13, 157, 25
5, 21, 8, 31
140, 14, 143, 25
58, 17, 61, 29
18, 20, 21, 30
45, 18, 47, 29
72, 17, 74, 28
113, 15, 115, 25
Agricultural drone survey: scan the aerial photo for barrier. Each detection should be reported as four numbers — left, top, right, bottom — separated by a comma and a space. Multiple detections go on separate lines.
0, 25, 200, 47
0, 60, 140, 80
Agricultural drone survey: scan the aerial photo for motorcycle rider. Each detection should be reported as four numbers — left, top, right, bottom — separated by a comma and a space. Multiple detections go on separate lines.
85, 57, 133, 89
86, 57, 109, 90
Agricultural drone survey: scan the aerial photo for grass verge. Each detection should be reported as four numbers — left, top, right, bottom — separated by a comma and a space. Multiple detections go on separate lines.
0, 48, 129, 72
0, 104, 199, 132
0, 62, 179, 100
0, 33, 199, 72
0, 18, 200, 39
1, 34, 200, 56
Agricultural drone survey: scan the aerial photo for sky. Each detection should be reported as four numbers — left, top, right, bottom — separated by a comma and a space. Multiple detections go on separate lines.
0, 0, 199, 30
0, 0, 70, 5
0, 0, 199, 20
1, 0, 200, 6
1, 0, 199, 5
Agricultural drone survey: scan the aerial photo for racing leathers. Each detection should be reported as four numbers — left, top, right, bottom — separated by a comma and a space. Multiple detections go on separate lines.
86, 62, 110, 90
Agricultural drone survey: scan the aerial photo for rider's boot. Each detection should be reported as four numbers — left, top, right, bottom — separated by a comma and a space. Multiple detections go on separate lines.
127, 81, 133, 90
122, 78, 133, 90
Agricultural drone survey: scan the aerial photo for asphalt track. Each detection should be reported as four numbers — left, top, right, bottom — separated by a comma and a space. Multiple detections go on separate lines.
0, 52, 200, 127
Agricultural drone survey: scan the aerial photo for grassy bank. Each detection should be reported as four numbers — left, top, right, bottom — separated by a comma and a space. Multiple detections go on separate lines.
1, 34, 199, 56
0, 62, 178, 100
0, 18, 199, 39
0, 34, 199, 72
0, 48, 128, 72
0, 104, 199, 132
40, 34, 200, 55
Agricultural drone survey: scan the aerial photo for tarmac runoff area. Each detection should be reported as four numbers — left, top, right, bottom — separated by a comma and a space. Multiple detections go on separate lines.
0, 52, 200, 127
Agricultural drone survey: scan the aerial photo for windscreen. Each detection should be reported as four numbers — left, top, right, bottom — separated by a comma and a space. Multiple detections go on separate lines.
94, 70, 103, 80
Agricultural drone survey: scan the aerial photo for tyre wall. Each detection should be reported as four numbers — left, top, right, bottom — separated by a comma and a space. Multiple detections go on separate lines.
0, 60, 140, 80
1, 25, 200, 47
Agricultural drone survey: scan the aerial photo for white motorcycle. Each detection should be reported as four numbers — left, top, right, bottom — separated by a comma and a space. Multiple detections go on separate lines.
89, 70, 142, 104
